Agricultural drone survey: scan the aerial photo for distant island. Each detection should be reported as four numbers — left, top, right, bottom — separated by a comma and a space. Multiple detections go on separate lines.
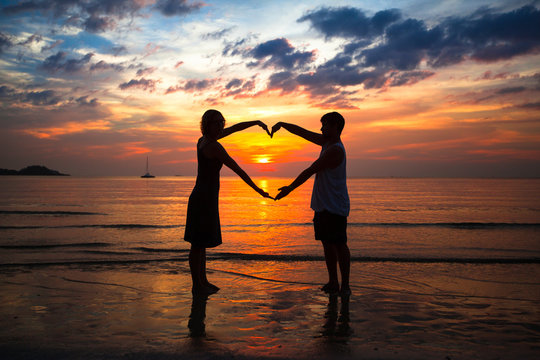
0, 165, 70, 176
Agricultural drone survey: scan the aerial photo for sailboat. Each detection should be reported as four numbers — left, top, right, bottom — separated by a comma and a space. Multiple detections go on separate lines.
141, 156, 155, 178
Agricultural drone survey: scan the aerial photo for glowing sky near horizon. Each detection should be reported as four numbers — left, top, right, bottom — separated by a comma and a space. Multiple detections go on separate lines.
1, 0, 539, 177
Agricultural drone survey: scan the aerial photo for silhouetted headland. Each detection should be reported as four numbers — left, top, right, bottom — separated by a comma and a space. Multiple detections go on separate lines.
0, 165, 70, 176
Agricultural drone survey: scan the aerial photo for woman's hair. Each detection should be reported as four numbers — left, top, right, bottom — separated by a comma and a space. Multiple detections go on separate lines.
200, 109, 225, 135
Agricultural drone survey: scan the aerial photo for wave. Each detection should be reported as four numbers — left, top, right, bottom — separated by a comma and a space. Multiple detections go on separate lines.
348, 222, 540, 229
0, 210, 105, 216
0, 224, 183, 230
1, 221, 539, 231
2, 221, 539, 230
1, 253, 538, 268
0, 242, 111, 249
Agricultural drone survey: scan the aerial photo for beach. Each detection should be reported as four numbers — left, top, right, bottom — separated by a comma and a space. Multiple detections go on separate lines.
2, 259, 539, 359
1, 176, 540, 359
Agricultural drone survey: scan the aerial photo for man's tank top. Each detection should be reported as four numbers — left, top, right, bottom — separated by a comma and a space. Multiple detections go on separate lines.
310, 141, 350, 217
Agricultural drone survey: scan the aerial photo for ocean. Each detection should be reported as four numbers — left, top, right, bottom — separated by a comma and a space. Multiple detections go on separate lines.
1, 176, 540, 359
1, 176, 539, 265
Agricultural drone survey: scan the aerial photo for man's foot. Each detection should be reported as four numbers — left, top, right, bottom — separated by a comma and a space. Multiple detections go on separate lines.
321, 282, 339, 294
340, 285, 352, 297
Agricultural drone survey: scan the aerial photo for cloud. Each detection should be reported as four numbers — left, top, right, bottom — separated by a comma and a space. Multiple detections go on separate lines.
136, 67, 157, 77
0, 85, 98, 107
111, 45, 127, 56
119, 78, 159, 92
40, 51, 94, 73
222, 35, 258, 57
495, 86, 527, 95
298, 7, 401, 39
74, 95, 99, 107
1, 0, 203, 33
41, 40, 64, 53
0, 31, 13, 53
154, 0, 204, 17
165, 78, 218, 94
84, 14, 117, 33
90, 60, 124, 72
517, 101, 540, 109
248, 38, 315, 70
443, 5, 540, 63
202, 27, 234, 40
1, 0, 146, 33
298, 5, 540, 71
222, 77, 257, 98
267, 71, 299, 93
257, 4, 540, 107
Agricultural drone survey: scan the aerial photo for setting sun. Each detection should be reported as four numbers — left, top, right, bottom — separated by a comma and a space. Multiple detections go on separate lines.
256, 157, 271, 164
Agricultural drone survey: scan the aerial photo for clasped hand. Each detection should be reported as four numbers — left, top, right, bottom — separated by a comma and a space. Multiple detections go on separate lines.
253, 121, 290, 201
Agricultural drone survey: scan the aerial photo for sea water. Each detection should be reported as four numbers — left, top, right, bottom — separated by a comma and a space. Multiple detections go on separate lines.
0, 177, 539, 265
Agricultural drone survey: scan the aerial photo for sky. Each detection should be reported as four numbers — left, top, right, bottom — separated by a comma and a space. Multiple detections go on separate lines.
1, 0, 539, 177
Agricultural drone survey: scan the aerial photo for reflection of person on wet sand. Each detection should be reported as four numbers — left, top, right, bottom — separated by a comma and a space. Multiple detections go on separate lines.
273, 112, 351, 295
188, 294, 209, 337
322, 293, 352, 338
184, 109, 272, 295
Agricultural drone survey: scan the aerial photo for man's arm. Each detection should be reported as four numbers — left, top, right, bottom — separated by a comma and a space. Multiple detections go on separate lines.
219, 120, 270, 139
275, 145, 343, 200
271, 122, 323, 145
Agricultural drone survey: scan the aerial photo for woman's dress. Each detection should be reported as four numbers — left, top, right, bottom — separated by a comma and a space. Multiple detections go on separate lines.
184, 138, 223, 248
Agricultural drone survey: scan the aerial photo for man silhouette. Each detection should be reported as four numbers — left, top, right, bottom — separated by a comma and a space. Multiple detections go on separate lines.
273, 112, 351, 295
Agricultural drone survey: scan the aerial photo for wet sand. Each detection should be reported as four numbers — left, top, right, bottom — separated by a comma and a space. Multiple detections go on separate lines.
1, 260, 539, 359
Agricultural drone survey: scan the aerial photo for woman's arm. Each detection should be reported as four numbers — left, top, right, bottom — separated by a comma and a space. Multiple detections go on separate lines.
219, 120, 270, 139
208, 142, 273, 199
270, 122, 323, 145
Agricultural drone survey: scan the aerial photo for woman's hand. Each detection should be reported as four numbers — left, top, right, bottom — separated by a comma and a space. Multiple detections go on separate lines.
257, 121, 271, 137
256, 187, 274, 200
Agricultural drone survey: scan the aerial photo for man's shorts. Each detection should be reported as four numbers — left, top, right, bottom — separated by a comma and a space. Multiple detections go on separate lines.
313, 210, 347, 243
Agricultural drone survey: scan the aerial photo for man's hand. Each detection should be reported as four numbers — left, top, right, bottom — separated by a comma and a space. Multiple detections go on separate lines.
270, 122, 283, 138
275, 185, 292, 200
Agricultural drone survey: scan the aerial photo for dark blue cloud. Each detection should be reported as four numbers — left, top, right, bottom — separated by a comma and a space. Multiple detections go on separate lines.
90, 60, 124, 72
0, 85, 63, 106
0, 31, 12, 54
1, 0, 202, 32
495, 86, 527, 95
225, 78, 243, 89
265, 3, 540, 105
223, 77, 256, 97
40, 51, 94, 73
248, 38, 315, 70
118, 78, 158, 92
267, 71, 298, 93
298, 7, 401, 39
155, 0, 203, 16
362, 19, 444, 70
202, 27, 234, 40
165, 79, 217, 94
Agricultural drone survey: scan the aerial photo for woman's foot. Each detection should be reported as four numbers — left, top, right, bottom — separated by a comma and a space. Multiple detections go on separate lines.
205, 282, 220, 292
321, 282, 339, 294
192, 285, 219, 295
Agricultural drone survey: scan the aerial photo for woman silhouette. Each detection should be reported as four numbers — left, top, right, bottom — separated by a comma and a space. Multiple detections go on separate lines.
184, 109, 272, 294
